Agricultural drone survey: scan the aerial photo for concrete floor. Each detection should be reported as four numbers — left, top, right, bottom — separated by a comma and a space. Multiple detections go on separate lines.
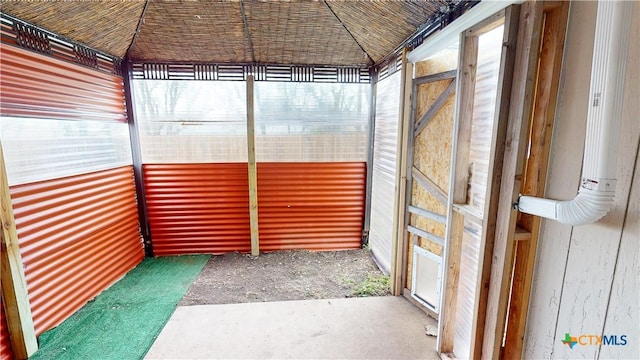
145, 296, 439, 359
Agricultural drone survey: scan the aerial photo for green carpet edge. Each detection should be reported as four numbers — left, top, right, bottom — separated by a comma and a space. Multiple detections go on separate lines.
31, 255, 211, 360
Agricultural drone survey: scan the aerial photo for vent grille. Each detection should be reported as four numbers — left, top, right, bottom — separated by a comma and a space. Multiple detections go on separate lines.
132, 62, 370, 83
14, 21, 49, 54
376, 53, 403, 82
1, 13, 122, 76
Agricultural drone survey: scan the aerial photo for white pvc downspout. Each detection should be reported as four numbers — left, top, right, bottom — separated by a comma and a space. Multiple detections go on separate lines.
517, 1, 634, 226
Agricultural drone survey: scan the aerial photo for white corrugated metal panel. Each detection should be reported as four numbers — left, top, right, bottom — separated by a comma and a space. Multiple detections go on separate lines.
1, 117, 132, 186
453, 24, 504, 359
368, 72, 402, 273
467, 26, 503, 211
453, 219, 482, 360
131, 80, 248, 163
254, 82, 370, 162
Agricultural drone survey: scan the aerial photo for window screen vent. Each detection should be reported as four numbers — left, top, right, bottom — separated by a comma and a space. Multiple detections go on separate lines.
1, 13, 122, 76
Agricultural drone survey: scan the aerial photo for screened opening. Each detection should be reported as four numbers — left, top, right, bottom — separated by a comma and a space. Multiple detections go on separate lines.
255, 82, 370, 162
0, 2, 555, 359
132, 80, 248, 163
129, 79, 370, 254
1, 117, 132, 186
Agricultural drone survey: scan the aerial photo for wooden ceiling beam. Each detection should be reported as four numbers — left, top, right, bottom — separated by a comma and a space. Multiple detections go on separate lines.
125, 0, 151, 59
239, 0, 256, 64
322, 0, 374, 66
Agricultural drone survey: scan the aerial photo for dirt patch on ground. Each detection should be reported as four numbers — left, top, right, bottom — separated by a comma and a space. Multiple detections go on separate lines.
180, 249, 389, 306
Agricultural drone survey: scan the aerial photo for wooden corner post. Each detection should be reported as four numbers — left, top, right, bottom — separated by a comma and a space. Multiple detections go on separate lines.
0, 141, 38, 359
246, 75, 260, 257
481, 2, 544, 359
503, 2, 570, 358
391, 48, 413, 296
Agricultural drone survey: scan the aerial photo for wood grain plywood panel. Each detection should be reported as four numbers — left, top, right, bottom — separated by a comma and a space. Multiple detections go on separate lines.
415, 53, 458, 78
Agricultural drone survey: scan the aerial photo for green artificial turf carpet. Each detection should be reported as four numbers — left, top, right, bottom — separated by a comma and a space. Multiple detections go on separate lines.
31, 255, 210, 360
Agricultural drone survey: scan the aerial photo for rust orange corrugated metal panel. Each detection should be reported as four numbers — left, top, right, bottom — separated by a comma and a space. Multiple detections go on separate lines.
144, 163, 251, 255
0, 299, 12, 360
10, 166, 144, 335
0, 44, 126, 122
257, 162, 365, 251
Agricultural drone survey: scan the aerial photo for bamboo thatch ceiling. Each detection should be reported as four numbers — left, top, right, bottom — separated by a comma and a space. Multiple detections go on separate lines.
0, 0, 451, 66
0, 1, 145, 57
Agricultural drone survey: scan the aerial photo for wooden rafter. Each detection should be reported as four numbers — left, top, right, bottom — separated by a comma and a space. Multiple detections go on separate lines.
322, 0, 374, 65
239, 0, 256, 63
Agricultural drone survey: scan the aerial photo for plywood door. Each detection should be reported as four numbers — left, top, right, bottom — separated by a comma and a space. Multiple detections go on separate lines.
403, 69, 457, 313
398, 33, 461, 311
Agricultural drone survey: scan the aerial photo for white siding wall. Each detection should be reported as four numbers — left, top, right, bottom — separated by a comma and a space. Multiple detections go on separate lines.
523, 2, 640, 359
